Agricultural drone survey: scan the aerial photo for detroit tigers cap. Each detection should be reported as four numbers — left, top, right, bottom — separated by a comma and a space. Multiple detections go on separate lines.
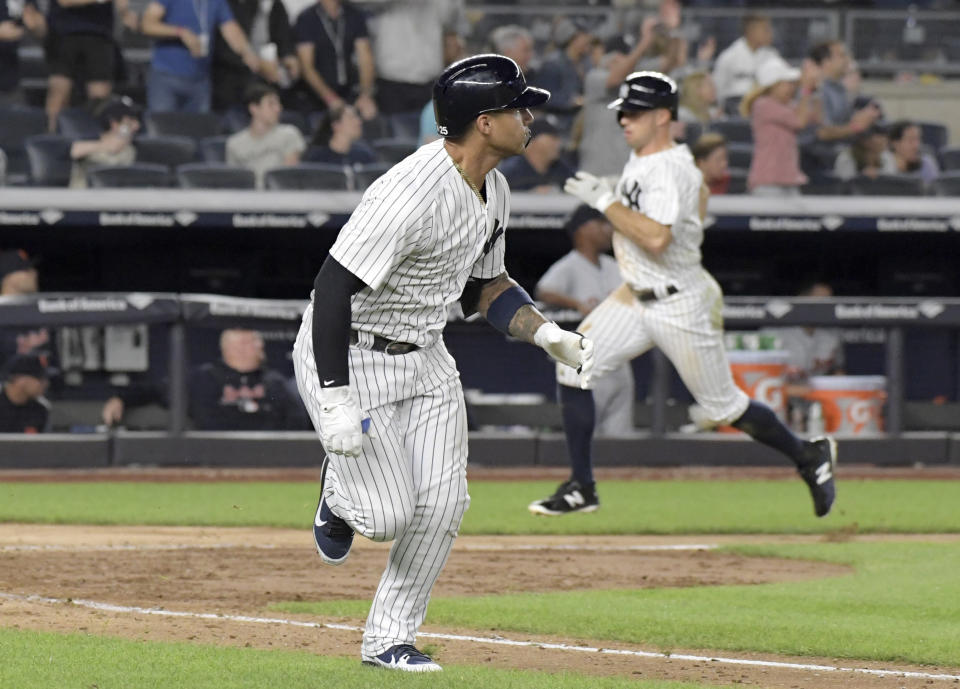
0, 249, 36, 282
2, 353, 57, 381
564, 204, 606, 239
607, 71, 679, 120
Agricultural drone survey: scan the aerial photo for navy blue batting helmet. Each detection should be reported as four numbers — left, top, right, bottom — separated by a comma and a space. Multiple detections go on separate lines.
433, 54, 550, 138
607, 71, 678, 121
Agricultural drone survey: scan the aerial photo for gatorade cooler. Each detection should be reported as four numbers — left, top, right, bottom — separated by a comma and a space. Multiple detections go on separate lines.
726, 350, 789, 420
806, 376, 887, 436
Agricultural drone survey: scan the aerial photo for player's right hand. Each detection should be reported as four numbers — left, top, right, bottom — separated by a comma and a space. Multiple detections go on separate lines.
534, 322, 595, 388
317, 385, 364, 457
564, 171, 617, 213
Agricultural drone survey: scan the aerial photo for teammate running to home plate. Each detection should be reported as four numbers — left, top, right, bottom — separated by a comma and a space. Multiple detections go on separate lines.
292, 54, 594, 672
528, 71, 837, 518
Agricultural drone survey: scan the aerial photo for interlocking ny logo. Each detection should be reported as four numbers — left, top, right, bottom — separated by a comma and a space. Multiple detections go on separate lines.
621, 180, 642, 211
483, 219, 503, 255
563, 490, 586, 508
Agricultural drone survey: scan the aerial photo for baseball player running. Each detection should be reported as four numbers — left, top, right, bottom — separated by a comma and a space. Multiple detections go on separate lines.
293, 54, 594, 672
528, 71, 837, 518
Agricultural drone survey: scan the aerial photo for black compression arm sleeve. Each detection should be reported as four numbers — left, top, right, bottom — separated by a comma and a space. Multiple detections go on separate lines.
312, 256, 367, 388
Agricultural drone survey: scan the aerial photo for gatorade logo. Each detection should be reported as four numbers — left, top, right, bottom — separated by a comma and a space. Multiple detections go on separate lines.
753, 376, 784, 413
847, 399, 881, 434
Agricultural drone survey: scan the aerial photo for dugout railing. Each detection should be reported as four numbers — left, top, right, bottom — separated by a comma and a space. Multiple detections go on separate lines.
1, 292, 959, 468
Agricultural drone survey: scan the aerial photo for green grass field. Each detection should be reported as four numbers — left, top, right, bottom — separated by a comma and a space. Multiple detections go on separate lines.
2, 479, 960, 533
2, 478, 959, 688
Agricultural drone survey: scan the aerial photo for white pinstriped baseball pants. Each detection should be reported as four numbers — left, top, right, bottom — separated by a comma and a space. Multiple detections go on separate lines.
293, 304, 470, 659
557, 272, 750, 426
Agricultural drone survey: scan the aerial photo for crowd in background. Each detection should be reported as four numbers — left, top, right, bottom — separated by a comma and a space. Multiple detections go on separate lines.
0, 0, 955, 193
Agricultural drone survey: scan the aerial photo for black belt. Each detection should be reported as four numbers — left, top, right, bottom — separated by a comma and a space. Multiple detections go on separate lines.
350, 330, 420, 355
633, 285, 680, 302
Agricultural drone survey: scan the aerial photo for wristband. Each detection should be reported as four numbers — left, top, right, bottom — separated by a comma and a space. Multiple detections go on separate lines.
486, 285, 535, 334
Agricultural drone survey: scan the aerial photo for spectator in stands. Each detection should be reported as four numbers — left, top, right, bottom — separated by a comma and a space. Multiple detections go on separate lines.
833, 124, 894, 180
0, 353, 52, 433
576, 19, 660, 176
498, 119, 573, 192
711, 14, 779, 104
43, 0, 119, 131
490, 24, 535, 76
535, 205, 633, 436
101, 328, 306, 430
294, 0, 375, 118
678, 71, 719, 125
212, 0, 299, 111
807, 40, 880, 142
888, 119, 940, 185
741, 56, 818, 197
692, 133, 730, 194
226, 82, 305, 189
0, 250, 55, 371
141, 0, 261, 113
371, 0, 464, 116
533, 18, 593, 114
303, 103, 376, 166
0, 0, 45, 106
68, 95, 140, 189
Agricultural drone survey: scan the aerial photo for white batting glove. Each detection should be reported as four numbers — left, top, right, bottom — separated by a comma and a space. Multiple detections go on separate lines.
317, 385, 363, 457
563, 171, 617, 212
534, 322, 595, 388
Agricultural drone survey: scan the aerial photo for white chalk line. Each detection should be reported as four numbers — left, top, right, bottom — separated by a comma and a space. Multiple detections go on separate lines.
0, 543, 717, 553
1, 591, 958, 682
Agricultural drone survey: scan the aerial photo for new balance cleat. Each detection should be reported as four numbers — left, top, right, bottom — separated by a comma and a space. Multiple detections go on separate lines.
798, 436, 838, 518
313, 456, 354, 565
362, 644, 442, 672
528, 478, 599, 516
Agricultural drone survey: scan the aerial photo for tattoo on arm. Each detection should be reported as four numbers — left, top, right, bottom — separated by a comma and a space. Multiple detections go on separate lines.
476, 272, 548, 343
507, 304, 548, 343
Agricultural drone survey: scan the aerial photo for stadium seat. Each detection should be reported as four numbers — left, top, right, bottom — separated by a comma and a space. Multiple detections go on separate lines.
25, 135, 74, 186
850, 174, 925, 196
709, 117, 752, 144
353, 162, 391, 190
726, 168, 748, 194
917, 121, 948, 152
801, 174, 850, 196
263, 163, 350, 191
87, 163, 171, 188
371, 137, 418, 164
134, 135, 197, 169
931, 172, 960, 197
722, 95, 743, 117
176, 163, 256, 189
145, 111, 223, 140
725, 142, 753, 171
0, 105, 48, 184
199, 135, 228, 163
57, 107, 102, 139
938, 147, 960, 171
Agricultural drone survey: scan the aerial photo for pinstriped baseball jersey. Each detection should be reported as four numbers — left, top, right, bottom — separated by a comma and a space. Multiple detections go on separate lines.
557, 142, 749, 426
293, 137, 512, 663
613, 144, 705, 290
329, 138, 508, 348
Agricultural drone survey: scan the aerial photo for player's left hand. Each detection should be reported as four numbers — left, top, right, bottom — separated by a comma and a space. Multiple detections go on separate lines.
534, 322, 595, 388
564, 171, 617, 212
317, 385, 364, 457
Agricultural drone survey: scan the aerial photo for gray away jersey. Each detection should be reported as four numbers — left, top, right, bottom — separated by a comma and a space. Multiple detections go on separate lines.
328, 139, 509, 348
612, 144, 705, 290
